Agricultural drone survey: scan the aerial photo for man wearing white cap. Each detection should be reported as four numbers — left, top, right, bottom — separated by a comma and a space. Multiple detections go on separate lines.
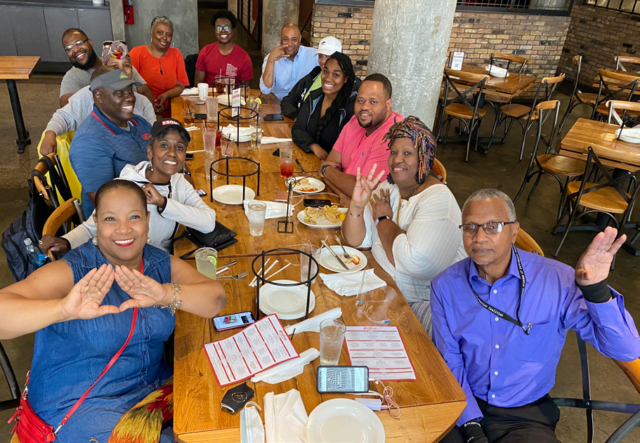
281, 36, 342, 119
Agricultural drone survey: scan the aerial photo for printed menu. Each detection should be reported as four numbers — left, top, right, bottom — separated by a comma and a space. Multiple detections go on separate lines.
204, 314, 299, 387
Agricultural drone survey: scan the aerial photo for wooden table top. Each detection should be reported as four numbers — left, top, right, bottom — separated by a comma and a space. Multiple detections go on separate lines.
173, 253, 467, 442
459, 64, 537, 96
560, 118, 640, 172
0, 56, 40, 80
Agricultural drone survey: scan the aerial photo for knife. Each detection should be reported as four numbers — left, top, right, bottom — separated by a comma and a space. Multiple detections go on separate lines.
295, 159, 306, 174
321, 240, 349, 271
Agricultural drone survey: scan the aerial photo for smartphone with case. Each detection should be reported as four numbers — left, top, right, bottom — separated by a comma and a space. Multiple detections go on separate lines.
304, 198, 332, 208
264, 113, 284, 121
213, 311, 256, 331
316, 366, 370, 394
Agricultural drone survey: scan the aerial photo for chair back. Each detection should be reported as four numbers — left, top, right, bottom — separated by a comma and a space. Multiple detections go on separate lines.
0, 342, 20, 412
32, 154, 73, 210
615, 55, 640, 72
515, 228, 544, 256
443, 68, 488, 119
528, 100, 561, 162
524, 74, 565, 126
432, 158, 447, 184
490, 53, 528, 74
570, 55, 583, 96
606, 100, 640, 126
42, 198, 85, 261
594, 69, 639, 118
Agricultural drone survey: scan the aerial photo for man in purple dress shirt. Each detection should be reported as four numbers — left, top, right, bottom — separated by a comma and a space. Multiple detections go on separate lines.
432, 189, 640, 443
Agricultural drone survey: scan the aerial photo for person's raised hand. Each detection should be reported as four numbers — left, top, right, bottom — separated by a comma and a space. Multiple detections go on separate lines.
143, 183, 166, 207
39, 131, 58, 156
115, 265, 172, 311
59, 264, 119, 320
268, 46, 288, 64
39, 235, 71, 255
575, 226, 626, 286
371, 188, 393, 220
350, 165, 385, 214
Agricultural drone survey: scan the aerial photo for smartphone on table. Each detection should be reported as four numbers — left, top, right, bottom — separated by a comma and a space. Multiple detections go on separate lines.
304, 199, 332, 208
264, 113, 284, 121
213, 311, 256, 331
317, 366, 370, 393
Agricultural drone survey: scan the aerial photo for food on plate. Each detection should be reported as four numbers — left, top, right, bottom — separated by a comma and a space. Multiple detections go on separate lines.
303, 205, 342, 225
294, 178, 319, 193
347, 256, 361, 266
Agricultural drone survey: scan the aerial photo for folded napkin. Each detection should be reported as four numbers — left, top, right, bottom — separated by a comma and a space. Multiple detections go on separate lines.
260, 137, 293, 145
612, 110, 640, 141
180, 87, 213, 96
244, 199, 294, 219
488, 65, 508, 78
284, 308, 342, 335
319, 269, 386, 297
251, 348, 319, 384
264, 389, 308, 443
222, 124, 253, 141
218, 95, 247, 106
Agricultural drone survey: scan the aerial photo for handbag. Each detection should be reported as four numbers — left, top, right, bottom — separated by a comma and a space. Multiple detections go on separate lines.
175, 221, 238, 259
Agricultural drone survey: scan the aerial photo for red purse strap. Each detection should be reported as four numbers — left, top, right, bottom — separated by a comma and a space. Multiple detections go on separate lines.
54, 260, 144, 436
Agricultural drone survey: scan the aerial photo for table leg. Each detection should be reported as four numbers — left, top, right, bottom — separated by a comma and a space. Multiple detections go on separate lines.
6, 79, 30, 154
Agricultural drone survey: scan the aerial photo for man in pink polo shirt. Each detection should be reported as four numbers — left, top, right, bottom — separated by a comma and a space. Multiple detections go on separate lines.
319, 74, 403, 204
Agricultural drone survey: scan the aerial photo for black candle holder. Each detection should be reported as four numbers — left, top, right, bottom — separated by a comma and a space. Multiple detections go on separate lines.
251, 248, 319, 321
277, 177, 296, 234
217, 106, 260, 144
210, 156, 260, 208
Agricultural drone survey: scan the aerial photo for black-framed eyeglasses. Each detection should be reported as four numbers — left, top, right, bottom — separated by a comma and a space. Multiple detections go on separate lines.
64, 39, 89, 53
216, 25, 231, 32
459, 221, 516, 236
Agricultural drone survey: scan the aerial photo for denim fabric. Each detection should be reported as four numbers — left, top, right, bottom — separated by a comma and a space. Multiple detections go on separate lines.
29, 241, 175, 442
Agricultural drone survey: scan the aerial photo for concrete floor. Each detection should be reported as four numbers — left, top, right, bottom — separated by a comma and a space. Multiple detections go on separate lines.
1, 33, 639, 443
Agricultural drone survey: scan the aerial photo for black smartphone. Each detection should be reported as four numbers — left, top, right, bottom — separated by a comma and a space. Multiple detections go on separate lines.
304, 198, 332, 208
196, 188, 207, 197
213, 311, 256, 331
264, 113, 284, 121
186, 153, 194, 161
317, 366, 370, 394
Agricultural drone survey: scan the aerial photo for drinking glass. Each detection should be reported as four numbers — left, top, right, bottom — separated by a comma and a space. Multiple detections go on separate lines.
195, 247, 218, 279
182, 107, 194, 125
320, 319, 346, 366
250, 126, 262, 149
198, 83, 209, 101
203, 125, 217, 154
206, 97, 218, 121
300, 244, 319, 284
204, 150, 218, 181
247, 201, 267, 236
279, 143, 294, 179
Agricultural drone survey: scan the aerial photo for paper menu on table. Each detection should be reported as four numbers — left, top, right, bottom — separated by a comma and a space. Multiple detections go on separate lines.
345, 326, 417, 381
204, 314, 299, 387
232, 88, 241, 117
451, 51, 464, 70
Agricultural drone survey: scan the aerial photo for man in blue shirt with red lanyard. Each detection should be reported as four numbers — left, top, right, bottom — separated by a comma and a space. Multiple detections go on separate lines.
432, 188, 640, 443
70, 67, 152, 218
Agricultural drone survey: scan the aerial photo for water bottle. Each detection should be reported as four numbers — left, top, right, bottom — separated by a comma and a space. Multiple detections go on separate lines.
24, 238, 47, 267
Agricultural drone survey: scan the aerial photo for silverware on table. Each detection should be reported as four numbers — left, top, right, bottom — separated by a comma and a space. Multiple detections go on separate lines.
216, 260, 238, 275
321, 240, 349, 271
217, 271, 248, 280
295, 159, 306, 174
334, 235, 352, 260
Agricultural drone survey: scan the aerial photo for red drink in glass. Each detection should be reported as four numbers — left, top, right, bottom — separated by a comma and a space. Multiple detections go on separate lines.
280, 161, 294, 178
215, 130, 222, 148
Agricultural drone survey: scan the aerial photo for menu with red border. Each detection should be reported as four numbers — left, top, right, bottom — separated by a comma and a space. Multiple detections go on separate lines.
345, 326, 417, 382
203, 314, 299, 387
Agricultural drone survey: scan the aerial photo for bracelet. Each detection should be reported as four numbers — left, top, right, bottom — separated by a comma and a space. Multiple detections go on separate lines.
160, 283, 183, 315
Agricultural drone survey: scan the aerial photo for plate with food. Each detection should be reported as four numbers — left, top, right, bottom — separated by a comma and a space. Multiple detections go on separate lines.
293, 177, 325, 194
318, 245, 367, 273
298, 206, 347, 229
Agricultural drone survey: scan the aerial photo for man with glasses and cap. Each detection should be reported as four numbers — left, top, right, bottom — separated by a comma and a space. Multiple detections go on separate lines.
69, 68, 152, 218
281, 36, 342, 119
40, 42, 156, 155
59, 28, 154, 107
432, 188, 640, 443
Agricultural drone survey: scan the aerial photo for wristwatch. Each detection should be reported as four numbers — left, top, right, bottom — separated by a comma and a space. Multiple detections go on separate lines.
320, 164, 332, 176
375, 215, 390, 226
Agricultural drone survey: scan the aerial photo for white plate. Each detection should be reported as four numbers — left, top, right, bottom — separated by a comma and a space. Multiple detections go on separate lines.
211, 185, 256, 205
297, 208, 347, 229
307, 399, 385, 443
259, 279, 316, 320
293, 177, 326, 194
318, 246, 367, 273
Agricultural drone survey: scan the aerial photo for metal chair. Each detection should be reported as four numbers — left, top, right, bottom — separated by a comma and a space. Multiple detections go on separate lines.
592, 69, 640, 121
40, 198, 85, 261
513, 100, 586, 222
0, 342, 20, 413
432, 158, 447, 184
558, 56, 599, 135
607, 100, 640, 129
32, 154, 73, 210
615, 55, 640, 72
515, 228, 544, 256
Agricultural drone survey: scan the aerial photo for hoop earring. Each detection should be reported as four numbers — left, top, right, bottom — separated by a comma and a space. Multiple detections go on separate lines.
92, 236, 98, 246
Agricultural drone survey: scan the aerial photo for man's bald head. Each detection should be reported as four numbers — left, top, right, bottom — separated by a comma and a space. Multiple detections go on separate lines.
280, 23, 302, 59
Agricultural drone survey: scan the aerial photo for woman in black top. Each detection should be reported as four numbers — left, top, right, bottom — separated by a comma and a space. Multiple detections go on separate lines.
291, 52, 359, 160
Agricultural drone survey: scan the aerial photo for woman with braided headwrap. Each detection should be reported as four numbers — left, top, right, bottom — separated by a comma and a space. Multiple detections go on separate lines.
342, 116, 466, 335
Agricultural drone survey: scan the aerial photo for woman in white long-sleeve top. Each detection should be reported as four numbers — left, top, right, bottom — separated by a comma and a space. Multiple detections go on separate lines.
40, 119, 216, 254
341, 116, 467, 336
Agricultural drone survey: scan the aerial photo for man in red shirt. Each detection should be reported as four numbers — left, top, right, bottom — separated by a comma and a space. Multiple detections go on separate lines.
195, 10, 253, 86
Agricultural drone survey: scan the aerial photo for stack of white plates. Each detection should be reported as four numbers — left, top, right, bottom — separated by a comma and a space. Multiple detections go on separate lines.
258, 280, 316, 320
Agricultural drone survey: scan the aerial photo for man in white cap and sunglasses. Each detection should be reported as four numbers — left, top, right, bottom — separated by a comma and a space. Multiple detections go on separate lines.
281, 36, 342, 119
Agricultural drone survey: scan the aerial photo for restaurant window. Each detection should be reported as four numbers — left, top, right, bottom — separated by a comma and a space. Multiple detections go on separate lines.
456, 0, 572, 11
457, 0, 531, 7
584, 0, 640, 14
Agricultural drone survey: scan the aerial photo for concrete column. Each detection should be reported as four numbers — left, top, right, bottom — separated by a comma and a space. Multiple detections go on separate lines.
367, 0, 457, 130
261, 0, 299, 58
109, 0, 126, 41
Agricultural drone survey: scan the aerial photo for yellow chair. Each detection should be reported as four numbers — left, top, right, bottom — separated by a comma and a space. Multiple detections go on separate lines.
36, 131, 81, 203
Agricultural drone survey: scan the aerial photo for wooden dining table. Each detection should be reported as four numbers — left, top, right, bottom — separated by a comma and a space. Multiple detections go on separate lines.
460, 64, 537, 99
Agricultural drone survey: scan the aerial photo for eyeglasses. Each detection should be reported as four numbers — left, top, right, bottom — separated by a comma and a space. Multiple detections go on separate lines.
216, 25, 231, 32
459, 222, 516, 236
64, 39, 89, 53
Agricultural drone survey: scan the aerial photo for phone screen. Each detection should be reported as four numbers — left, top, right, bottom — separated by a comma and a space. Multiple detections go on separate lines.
264, 113, 284, 121
213, 312, 255, 331
317, 366, 369, 393
304, 199, 332, 207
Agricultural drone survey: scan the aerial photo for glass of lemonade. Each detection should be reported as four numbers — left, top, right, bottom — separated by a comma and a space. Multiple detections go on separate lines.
250, 126, 262, 149
247, 201, 267, 236
195, 247, 218, 279
320, 318, 346, 366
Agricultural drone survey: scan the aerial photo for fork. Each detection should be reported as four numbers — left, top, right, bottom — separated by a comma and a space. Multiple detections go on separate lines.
217, 271, 248, 280
334, 235, 352, 260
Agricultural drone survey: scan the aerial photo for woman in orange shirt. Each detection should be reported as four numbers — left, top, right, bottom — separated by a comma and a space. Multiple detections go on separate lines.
130, 16, 189, 117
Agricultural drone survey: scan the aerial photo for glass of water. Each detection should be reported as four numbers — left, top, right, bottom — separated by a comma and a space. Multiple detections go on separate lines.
194, 247, 218, 279
247, 201, 267, 236
300, 244, 319, 284
204, 150, 218, 181
206, 97, 218, 121
320, 318, 346, 366
250, 126, 262, 149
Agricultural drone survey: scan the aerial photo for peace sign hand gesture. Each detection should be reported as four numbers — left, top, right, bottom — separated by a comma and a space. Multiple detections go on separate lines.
59, 264, 119, 321
575, 227, 626, 286
351, 164, 386, 213
115, 265, 172, 311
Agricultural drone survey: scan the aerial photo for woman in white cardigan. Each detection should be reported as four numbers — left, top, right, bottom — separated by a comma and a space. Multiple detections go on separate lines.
342, 116, 466, 336
40, 119, 216, 254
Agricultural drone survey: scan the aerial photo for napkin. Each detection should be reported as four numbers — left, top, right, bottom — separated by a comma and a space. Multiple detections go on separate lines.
218, 95, 247, 106
264, 389, 308, 443
283, 308, 342, 335
241, 402, 265, 443
180, 87, 212, 96
260, 137, 293, 145
319, 269, 387, 297
244, 199, 294, 219
222, 124, 253, 141
488, 65, 508, 78
251, 348, 319, 384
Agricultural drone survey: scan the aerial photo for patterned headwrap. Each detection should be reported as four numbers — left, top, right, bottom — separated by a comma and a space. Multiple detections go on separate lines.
383, 116, 437, 185
102, 40, 129, 65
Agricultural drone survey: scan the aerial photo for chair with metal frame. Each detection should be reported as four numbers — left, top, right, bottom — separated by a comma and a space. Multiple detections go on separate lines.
487, 74, 565, 161
515, 228, 544, 256
432, 158, 447, 184
32, 154, 73, 210
513, 100, 586, 222
553, 147, 640, 258
558, 56, 599, 135
0, 342, 20, 415
606, 100, 640, 130
436, 68, 489, 162
592, 69, 640, 121
615, 55, 640, 72
40, 198, 85, 261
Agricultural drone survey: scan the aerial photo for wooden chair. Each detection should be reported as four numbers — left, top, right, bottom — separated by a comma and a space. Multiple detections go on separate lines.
41, 198, 85, 261
0, 343, 20, 414
432, 158, 447, 184
487, 74, 565, 160
558, 56, 600, 134
615, 55, 640, 72
592, 69, 639, 120
515, 228, 544, 256
32, 154, 73, 210
513, 100, 586, 222
490, 53, 528, 74
553, 147, 640, 258
437, 68, 489, 162
606, 100, 640, 130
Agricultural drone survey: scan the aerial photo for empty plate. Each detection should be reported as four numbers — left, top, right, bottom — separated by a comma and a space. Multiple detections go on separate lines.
307, 399, 385, 443
211, 185, 256, 205
259, 279, 316, 320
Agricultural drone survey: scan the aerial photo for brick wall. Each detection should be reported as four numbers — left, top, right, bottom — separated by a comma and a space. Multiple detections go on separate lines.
558, 4, 640, 89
